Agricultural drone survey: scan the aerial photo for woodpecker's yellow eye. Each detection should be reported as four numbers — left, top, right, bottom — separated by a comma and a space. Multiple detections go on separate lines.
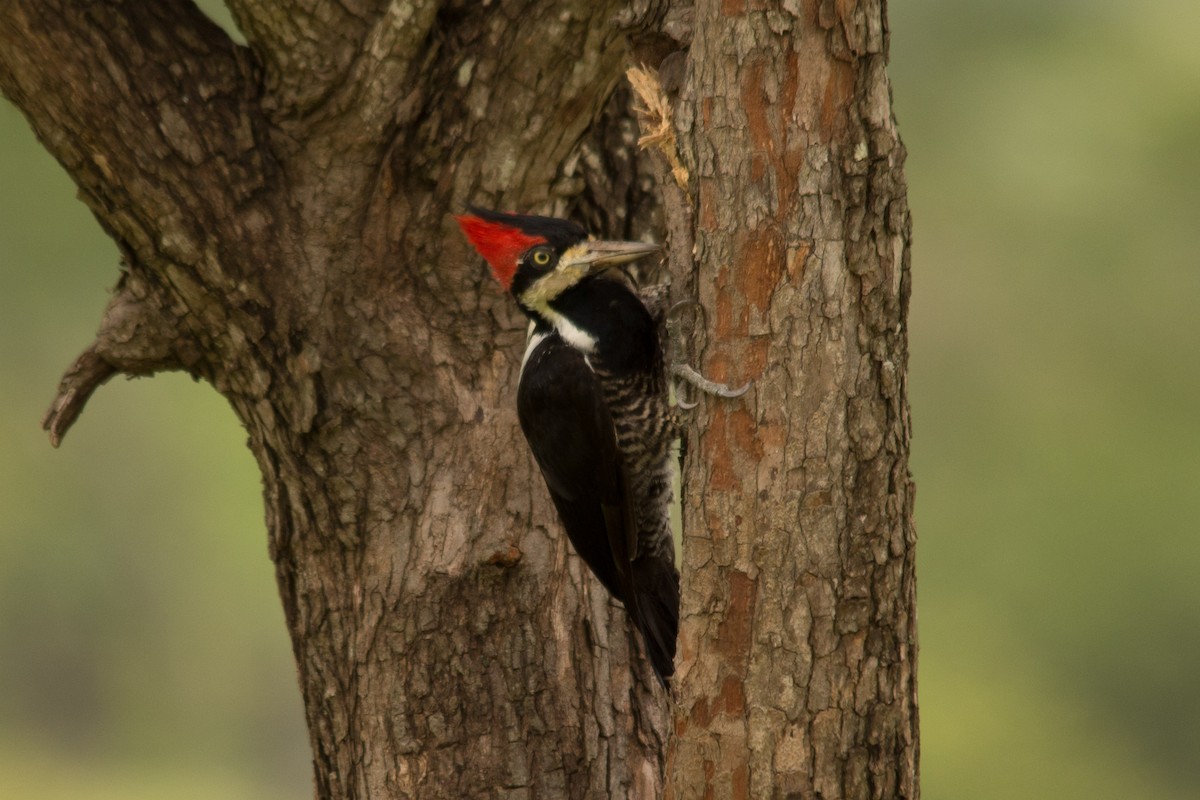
532, 249, 552, 266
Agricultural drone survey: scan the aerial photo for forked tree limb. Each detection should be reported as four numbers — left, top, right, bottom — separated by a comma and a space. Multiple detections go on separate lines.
226, 0, 442, 135
4, 3, 677, 795
5, 0, 918, 795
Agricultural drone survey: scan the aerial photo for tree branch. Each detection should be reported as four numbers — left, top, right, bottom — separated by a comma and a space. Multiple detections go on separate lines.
341, 0, 441, 138
0, 0, 270, 280
224, 0, 376, 117
223, 0, 443, 138
42, 349, 116, 449
42, 276, 186, 447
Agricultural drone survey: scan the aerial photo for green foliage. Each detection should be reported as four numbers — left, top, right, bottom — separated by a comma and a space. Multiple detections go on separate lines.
892, 1, 1200, 797
0, 1, 1195, 797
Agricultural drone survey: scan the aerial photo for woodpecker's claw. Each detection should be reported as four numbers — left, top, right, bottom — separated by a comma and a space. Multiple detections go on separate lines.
666, 300, 751, 409
672, 364, 751, 399
667, 299, 703, 320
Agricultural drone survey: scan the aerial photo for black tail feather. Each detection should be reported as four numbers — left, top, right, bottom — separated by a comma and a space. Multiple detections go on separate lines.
630, 554, 680, 686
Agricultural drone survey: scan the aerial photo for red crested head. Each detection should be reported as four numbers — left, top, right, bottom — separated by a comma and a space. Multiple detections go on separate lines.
456, 212, 548, 291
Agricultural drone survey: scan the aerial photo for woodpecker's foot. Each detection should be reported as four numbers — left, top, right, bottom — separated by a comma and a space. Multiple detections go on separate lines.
672, 364, 751, 409
666, 300, 751, 408
665, 298, 702, 323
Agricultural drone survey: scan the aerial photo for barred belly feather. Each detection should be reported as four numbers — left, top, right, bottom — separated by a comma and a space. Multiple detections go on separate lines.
593, 366, 678, 564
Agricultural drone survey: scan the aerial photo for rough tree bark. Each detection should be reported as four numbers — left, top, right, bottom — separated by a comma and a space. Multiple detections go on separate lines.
1, 0, 915, 798
655, 3, 919, 798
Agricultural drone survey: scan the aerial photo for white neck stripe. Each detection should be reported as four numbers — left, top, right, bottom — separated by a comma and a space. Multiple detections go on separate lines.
545, 310, 597, 354
521, 325, 550, 375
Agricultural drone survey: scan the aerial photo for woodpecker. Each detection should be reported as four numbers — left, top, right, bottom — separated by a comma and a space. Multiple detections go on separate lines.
457, 206, 679, 685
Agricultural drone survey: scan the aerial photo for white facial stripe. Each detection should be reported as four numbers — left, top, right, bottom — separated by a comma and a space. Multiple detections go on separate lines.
522, 264, 588, 310
559, 242, 590, 265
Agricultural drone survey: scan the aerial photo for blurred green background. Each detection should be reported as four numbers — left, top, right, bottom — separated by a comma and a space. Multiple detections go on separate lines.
1, 1, 1196, 798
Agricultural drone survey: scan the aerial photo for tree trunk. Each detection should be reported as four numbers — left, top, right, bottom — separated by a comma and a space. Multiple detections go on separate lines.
656, 3, 919, 798
1, 1, 916, 798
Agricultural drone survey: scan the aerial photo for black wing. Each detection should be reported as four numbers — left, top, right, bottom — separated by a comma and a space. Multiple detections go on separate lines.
517, 333, 635, 606
517, 332, 677, 684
